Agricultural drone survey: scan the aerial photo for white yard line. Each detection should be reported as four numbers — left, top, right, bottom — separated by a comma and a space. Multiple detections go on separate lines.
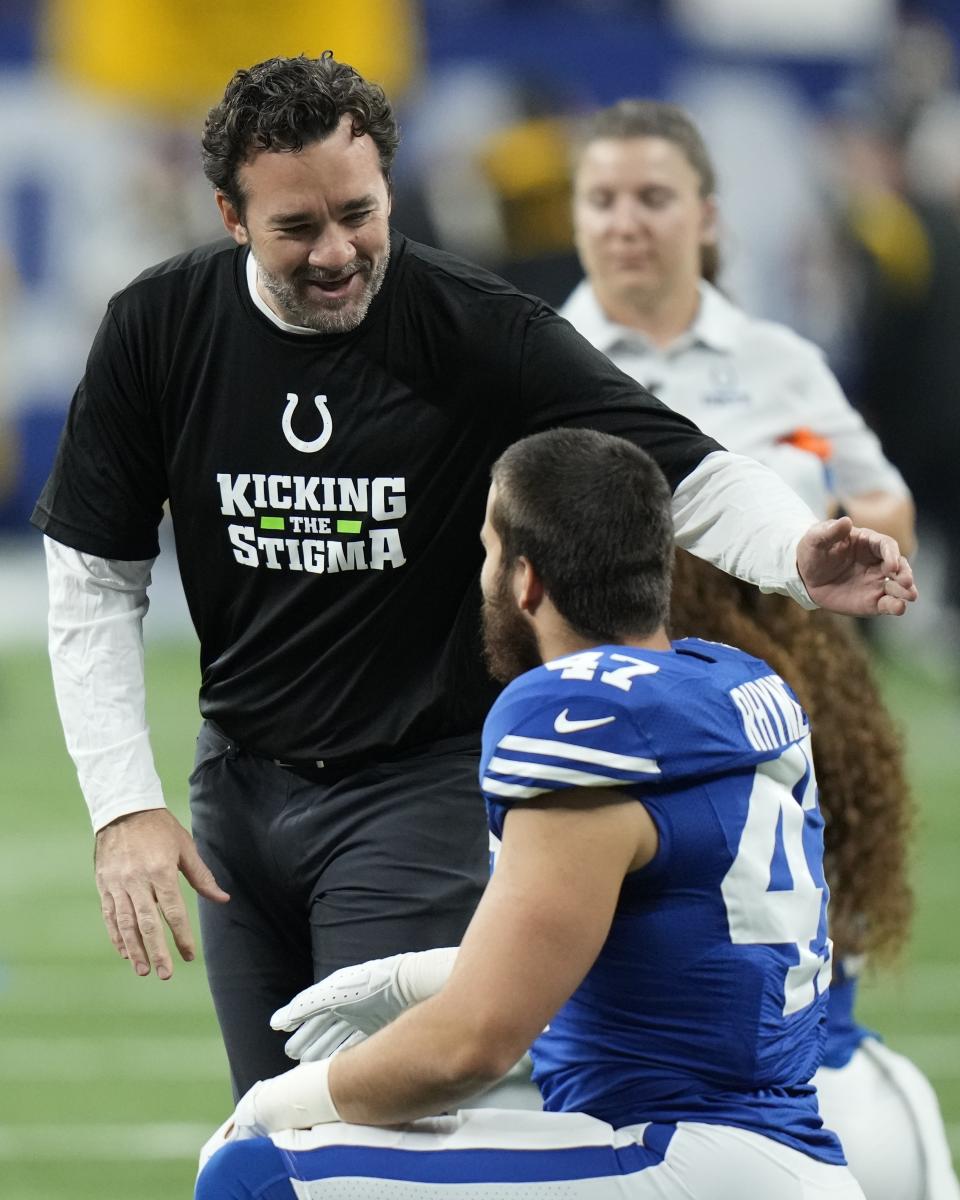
0, 1122, 210, 1159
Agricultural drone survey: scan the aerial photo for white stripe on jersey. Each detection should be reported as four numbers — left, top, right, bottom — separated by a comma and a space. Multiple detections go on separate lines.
497, 735, 661, 775
482, 777, 551, 799
488, 757, 632, 789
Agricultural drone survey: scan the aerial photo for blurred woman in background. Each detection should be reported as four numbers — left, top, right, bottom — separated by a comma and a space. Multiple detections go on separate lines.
560, 99, 915, 551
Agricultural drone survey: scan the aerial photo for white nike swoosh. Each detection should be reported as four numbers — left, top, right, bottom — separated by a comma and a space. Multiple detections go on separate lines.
553, 709, 616, 734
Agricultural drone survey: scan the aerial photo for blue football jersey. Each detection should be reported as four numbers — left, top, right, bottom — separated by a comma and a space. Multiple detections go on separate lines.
822, 957, 877, 1069
480, 639, 843, 1164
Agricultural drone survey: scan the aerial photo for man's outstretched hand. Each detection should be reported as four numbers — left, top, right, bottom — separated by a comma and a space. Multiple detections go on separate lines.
797, 517, 918, 616
94, 809, 230, 980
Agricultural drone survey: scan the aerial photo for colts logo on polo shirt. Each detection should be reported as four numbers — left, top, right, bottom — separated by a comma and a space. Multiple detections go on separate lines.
282, 393, 333, 453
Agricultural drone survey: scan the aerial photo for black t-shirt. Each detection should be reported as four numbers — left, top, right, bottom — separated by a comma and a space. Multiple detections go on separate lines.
33, 232, 721, 760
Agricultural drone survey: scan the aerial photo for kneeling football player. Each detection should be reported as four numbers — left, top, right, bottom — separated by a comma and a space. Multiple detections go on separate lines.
197, 428, 864, 1200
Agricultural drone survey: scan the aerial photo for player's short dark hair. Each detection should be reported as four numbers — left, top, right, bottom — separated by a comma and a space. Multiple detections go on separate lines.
577, 99, 720, 284
490, 428, 674, 643
201, 51, 400, 215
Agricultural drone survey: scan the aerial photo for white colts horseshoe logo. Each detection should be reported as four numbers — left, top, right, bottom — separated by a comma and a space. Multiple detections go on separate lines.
282, 393, 333, 453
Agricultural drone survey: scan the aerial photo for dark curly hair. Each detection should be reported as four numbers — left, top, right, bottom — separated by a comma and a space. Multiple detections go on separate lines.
669, 550, 913, 965
201, 51, 400, 216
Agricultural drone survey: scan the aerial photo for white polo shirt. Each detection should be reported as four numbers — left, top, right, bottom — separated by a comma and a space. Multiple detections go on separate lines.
560, 280, 909, 517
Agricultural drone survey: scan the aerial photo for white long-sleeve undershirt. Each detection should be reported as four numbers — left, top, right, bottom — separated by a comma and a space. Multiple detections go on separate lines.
45, 536, 162, 832
672, 450, 817, 608
44, 449, 817, 831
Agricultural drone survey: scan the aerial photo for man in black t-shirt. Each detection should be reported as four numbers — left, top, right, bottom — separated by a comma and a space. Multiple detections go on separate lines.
32, 54, 916, 1097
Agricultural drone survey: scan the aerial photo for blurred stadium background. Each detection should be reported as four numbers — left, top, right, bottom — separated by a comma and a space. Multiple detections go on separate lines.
0, 2, 957, 1197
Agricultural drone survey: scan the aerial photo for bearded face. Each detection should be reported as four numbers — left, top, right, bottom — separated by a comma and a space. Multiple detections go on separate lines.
225, 121, 393, 334
256, 246, 389, 333
481, 561, 542, 684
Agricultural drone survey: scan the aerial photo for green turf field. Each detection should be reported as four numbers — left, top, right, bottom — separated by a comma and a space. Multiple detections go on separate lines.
0, 639, 957, 1198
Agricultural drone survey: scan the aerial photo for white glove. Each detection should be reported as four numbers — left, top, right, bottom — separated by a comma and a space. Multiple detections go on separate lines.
271, 947, 458, 1063
197, 1113, 238, 1176
196, 1080, 269, 1177
241, 1062, 341, 1133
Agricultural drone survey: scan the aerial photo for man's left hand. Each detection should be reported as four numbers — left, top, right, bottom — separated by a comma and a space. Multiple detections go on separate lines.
797, 517, 917, 616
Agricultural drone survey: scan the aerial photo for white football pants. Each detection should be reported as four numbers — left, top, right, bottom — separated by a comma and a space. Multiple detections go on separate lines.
202, 1109, 865, 1200
815, 1039, 960, 1200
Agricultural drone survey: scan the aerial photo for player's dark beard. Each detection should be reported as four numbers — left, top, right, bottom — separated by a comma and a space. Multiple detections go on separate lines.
481, 567, 542, 683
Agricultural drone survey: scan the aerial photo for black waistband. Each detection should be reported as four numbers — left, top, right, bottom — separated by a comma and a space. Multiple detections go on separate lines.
205, 721, 478, 785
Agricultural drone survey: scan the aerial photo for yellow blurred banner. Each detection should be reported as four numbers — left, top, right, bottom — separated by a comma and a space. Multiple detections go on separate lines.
45, 0, 420, 117
480, 117, 575, 257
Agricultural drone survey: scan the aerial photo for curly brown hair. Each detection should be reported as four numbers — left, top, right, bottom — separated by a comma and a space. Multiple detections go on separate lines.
669, 550, 913, 964
201, 52, 400, 216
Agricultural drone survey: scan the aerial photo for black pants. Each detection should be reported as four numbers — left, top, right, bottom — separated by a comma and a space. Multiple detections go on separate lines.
189, 721, 488, 1099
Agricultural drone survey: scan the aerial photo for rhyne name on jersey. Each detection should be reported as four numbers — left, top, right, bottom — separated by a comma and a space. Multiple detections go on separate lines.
729, 673, 808, 752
